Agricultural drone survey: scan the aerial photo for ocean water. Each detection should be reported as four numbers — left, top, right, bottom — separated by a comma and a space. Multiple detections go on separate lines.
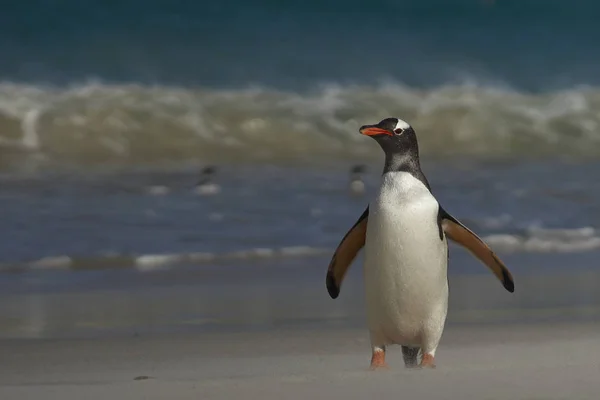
2, 0, 600, 337
2, 0, 600, 169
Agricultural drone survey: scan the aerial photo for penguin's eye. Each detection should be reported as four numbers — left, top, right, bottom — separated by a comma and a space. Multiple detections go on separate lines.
394, 128, 404, 135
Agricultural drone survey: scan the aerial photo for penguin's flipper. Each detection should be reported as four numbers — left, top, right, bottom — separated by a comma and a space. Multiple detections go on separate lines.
440, 209, 515, 293
326, 207, 369, 299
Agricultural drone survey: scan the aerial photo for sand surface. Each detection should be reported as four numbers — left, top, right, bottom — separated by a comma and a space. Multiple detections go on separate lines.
1, 321, 599, 400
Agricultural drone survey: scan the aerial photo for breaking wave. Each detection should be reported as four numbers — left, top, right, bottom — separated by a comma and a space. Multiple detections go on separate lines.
1, 227, 599, 273
483, 227, 600, 254
2, 81, 600, 171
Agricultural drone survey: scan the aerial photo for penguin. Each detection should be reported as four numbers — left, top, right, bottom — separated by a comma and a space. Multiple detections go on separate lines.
325, 117, 514, 370
349, 165, 367, 195
193, 166, 220, 196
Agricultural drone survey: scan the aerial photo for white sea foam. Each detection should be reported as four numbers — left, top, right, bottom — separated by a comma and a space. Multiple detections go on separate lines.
483, 227, 600, 253
1, 226, 599, 274
2, 81, 600, 171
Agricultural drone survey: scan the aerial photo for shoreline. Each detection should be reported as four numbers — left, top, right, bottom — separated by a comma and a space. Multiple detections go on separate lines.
3, 265, 600, 339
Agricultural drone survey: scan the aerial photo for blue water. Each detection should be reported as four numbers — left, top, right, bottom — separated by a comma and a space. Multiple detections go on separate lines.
1, 0, 599, 90
2, 161, 600, 266
2, 1, 600, 266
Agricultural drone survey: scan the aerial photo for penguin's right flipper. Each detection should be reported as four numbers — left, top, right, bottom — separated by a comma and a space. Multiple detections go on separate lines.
326, 207, 369, 299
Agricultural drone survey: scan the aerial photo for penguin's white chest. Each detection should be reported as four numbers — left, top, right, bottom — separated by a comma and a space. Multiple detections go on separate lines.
364, 172, 448, 346
350, 179, 365, 195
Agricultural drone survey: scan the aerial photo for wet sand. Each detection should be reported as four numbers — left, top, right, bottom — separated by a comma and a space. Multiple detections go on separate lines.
1, 321, 599, 400
2, 261, 600, 399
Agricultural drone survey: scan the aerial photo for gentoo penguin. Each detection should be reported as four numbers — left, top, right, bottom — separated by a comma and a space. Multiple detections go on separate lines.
325, 117, 514, 369
193, 166, 220, 195
349, 165, 366, 195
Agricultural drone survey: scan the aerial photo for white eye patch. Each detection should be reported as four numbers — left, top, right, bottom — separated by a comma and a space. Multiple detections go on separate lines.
394, 119, 410, 132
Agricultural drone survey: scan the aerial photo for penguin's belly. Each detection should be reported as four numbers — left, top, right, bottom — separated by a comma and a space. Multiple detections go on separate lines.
364, 192, 448, 346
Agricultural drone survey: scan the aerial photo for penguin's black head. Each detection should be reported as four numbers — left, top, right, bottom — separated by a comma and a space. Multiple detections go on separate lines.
350, 164, 366, 174
359, 117, 418, 155
201, 166, 216, 175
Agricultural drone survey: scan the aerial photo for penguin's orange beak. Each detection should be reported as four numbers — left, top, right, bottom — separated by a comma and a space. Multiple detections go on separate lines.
359, 125, 392, 136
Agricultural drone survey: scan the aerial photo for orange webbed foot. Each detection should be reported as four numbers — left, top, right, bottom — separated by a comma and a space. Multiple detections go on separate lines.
419, 353, 436, 369
369, 348, 389, 370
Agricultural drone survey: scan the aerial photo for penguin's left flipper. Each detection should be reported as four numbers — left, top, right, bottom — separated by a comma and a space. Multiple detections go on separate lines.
326, 207, 369, 299
440, 208, 515, 293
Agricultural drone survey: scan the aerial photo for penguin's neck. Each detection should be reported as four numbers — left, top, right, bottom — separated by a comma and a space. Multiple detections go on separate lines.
379, 130, 421, 174
197, 176, 212, 186
383, 150, 420, 174
382, 151, 431, 191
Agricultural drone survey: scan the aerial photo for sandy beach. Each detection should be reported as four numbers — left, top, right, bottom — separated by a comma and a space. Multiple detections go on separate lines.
0, 321, 598, 400
1, 257, 600, 400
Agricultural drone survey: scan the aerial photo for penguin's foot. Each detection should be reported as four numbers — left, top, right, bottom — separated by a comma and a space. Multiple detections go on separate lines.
419, 353, 436, 369
369, 349, 389, 370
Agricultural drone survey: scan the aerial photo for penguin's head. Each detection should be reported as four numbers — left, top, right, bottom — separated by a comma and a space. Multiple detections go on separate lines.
201, 166, 216, 176
350, 164, 366, 175
359, 117, 418, 155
